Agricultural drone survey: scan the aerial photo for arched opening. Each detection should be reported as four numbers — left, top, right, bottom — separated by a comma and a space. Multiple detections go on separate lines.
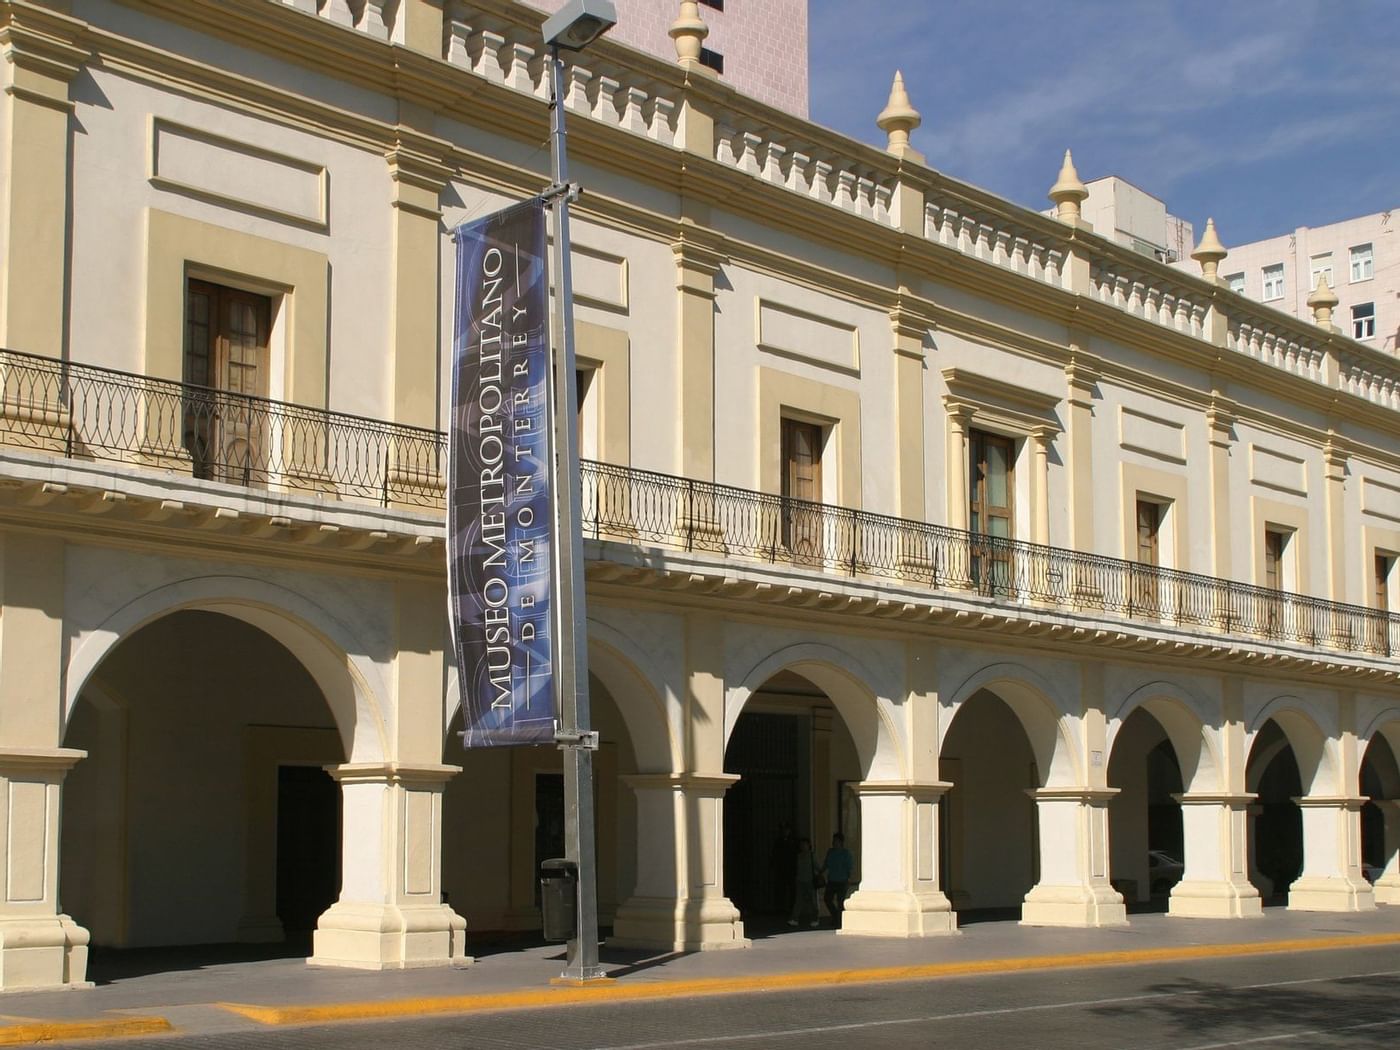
60, 611, 346, 963
441, 670, 642, 939
939, 689, 1044, 920
1246, 719, 1305, 904
1361, 731, 1400, 889
1107, 708, 1184, 910
722, 670, 864, 932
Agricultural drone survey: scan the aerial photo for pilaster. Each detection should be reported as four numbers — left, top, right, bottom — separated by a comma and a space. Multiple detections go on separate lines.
386, 139, 452, 432
840, 781, 956, 937
1064, 352, 1098, 554
673, 223, 726, 483
1169, 793, 1262, 918
311, 763, 470, 970
944, 405, 973, 532
890, 298, 932, 522
1206, 395, 1236, 582
0, 3, 88, 359
0, 748, 89, 989
1323, 437, 1349, 607
1030, 425, 1054, 547
609, 773, 747, 951
1020, 788, 1127, 927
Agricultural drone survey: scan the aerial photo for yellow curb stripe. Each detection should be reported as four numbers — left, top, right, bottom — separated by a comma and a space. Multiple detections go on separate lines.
217, 931, 1400, 1028
0, 1016, 171, 1046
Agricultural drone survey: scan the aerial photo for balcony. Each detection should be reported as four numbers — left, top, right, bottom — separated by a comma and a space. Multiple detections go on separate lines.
1, 348, 1396, 660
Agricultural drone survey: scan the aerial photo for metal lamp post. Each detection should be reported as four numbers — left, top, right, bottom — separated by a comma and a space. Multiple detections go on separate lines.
540, 0, 616, 984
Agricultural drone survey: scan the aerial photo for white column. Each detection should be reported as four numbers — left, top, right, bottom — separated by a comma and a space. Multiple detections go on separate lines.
311, 764, 470, 970
609, 774, 747, 951
1168, 793, 1262, 918
0, 749, 90, 989
841, 781, 957, 937
1287, 795, 1375, 912
1021, 788, 1127, 927
1374, 800, 1400, 905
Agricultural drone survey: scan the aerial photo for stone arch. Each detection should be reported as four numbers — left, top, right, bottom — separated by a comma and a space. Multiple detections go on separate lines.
943, 662, 1081, 787
1108, 681, 1222, 793
65, 575, 388, 763
1361, 708, 1400, 760
441, 621, 679, 773
725, 642, 904, 780
1248, 697, 1335, 795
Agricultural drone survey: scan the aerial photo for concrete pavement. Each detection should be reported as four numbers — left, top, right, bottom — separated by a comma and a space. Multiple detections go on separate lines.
2, 908, 1399, 1044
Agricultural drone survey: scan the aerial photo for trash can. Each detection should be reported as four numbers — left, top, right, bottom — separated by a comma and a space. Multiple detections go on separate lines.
540, 858, 578, 942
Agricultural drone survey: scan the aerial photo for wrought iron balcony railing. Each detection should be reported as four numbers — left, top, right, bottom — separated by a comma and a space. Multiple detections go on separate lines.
1, 348, 1396, 658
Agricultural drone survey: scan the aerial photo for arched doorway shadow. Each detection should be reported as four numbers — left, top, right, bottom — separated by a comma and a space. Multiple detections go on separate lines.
1360, 724, 1400, 898
1107, 709, 1184, 911
61, 611, 347, 980
722, 669, 866, 935
1246, 720, 1308, 904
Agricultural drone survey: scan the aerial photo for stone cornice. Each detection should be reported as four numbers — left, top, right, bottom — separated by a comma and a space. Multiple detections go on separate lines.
584, 542, 1400, 692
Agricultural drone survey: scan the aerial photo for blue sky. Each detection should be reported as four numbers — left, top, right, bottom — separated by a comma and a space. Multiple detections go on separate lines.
808, 0, 1399, 245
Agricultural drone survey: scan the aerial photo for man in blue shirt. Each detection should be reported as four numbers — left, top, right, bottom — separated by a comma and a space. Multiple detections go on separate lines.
821, 833, 854, 925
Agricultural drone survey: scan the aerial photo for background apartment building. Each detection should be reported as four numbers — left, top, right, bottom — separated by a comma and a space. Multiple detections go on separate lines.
0, 0, 1397, 993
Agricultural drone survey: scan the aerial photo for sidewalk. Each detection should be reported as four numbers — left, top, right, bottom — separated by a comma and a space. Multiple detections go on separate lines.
3, 908, 1400, 1044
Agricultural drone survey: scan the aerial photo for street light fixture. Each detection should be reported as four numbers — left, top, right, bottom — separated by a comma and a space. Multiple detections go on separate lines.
542, 0, 617, 52
542, 0, 616, 985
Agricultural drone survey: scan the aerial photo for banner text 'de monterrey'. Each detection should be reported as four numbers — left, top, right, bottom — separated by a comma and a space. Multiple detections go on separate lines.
448, 199, 555, 747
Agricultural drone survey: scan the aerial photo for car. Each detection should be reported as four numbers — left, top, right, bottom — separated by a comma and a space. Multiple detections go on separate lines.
1148, 850, 1185, 894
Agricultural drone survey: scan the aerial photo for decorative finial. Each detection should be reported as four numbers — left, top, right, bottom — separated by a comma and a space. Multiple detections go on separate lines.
670, 1, 709, 70
1191, 218, 1229, 283
1047, 150, 1089, 225
1307, 272, 1339, 329
876, 70, 923, 161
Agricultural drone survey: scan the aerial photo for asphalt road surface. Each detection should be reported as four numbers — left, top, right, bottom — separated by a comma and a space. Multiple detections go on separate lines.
80, 943, 1400, 1049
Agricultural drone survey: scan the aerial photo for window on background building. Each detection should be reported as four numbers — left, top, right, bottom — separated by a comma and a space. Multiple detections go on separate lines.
1377, 554, 1394, 612
1309, 253, 1333, 290
184, 279, 271, 483
699, 47, 724, 74
1225, 272, 1246, 295
780, 417, 824, 557
1351, 243, 1374, 282
969, 429, 1014, 593
1262, 264, 1285, 301
1353, 302, 1376, 340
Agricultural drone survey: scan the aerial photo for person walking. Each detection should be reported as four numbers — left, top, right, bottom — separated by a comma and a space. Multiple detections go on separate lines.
788, 837, 820, 928
821, 832, 853, 925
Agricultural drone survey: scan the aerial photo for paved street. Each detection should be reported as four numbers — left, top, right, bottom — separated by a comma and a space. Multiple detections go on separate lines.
68, 942, 1400, 1049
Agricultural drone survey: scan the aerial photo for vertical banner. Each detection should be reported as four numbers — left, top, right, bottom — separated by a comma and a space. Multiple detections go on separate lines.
449, 199, 556, 747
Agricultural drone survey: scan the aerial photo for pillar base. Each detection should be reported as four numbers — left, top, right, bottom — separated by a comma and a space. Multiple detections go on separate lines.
1020, 883, 1127, 928
839, 888, 958, 937
1374, 878, 1400, 906
1287, 876, 1376, 913
310, 901, 471, 970
0, 914, 91, 990
1168, 879, 1263, 919
607, 895, 748, 951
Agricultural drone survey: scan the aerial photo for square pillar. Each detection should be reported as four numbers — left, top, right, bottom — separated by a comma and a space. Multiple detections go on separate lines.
840, 781, 957, 937
1373, 799, 1400, 905
1021, 788, 1127, 927
610, 774, 746, 951
1287, 795, 1375, 912
0, 748, 89, 989
311, 763, 470, 970
1168, 793, 1262, 918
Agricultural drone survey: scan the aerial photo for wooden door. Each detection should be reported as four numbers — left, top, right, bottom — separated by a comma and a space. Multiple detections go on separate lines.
781, 418, 823, 559
969, 430, 1014, 593
184, 280, 271, 484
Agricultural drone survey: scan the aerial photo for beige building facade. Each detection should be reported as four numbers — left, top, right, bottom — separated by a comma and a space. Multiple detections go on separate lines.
0, 0, 1398, 992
